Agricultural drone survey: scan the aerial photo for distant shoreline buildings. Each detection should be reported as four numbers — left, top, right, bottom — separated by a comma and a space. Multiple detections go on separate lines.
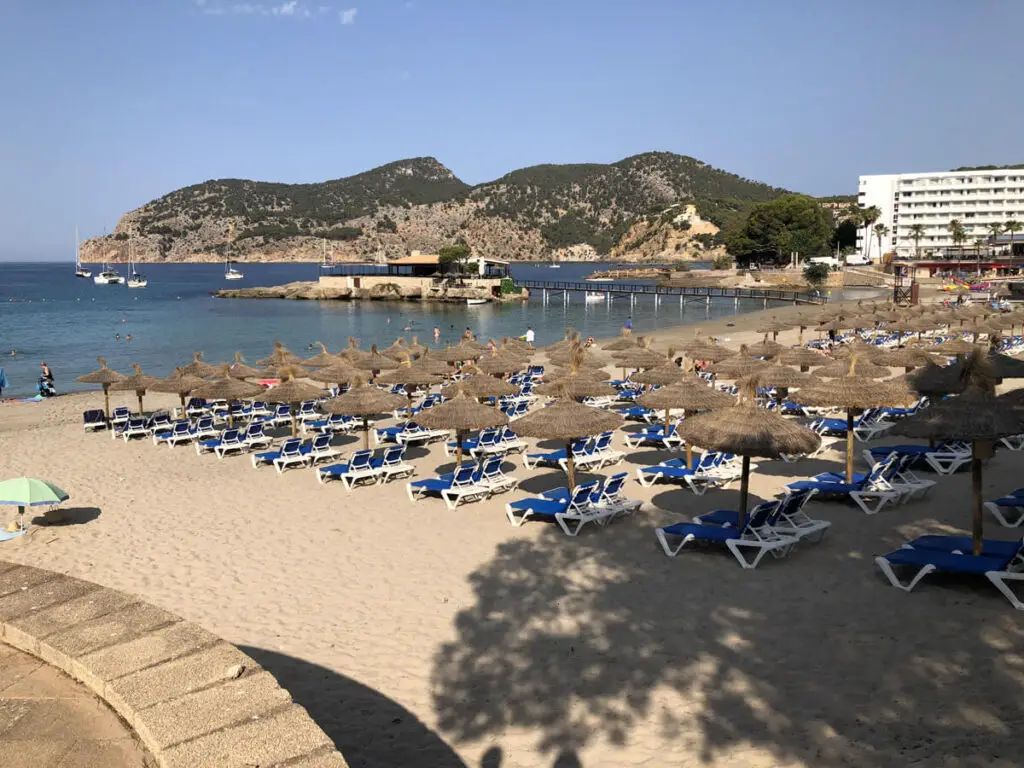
857, 169, 1024, 260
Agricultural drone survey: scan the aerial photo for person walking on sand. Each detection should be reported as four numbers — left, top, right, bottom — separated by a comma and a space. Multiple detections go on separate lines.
525, 326, 535, 346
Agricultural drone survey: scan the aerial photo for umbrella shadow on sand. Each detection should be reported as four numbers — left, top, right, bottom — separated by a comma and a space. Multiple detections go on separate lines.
241, 645, 467, 768
428, 464, 1024, 766
28, 506, 101, 526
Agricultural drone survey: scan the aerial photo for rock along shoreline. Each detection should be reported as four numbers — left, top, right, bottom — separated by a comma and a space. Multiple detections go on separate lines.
211, 281, 528, 304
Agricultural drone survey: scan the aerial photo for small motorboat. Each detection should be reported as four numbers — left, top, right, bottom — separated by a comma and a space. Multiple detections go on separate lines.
93, 266, 125, 285
466, 298, 488, 306
585, 291, 606, 303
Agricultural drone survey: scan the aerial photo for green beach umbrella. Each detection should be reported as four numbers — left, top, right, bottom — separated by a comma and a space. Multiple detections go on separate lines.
0, 478, 69, 532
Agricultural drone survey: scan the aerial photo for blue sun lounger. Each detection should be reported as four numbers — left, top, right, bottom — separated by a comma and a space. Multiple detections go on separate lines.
985, 489, 1024, 528
407, 464, 490, 509
786, 455, 902, 515
505, 481, 603, 536
317, 449, 382, 489
195, 427, 246, 458
875, 536, 1024, 610
654, 503, 797, 569
694, 488, 828, 543
83, 409, 107, 431
523, 438, 590, 470
152, 420, 194, 448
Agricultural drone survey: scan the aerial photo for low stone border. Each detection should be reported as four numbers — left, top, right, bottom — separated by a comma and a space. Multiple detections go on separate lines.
0, 561, 347, 767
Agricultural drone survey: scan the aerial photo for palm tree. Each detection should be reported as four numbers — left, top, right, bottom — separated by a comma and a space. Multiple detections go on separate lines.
947, 219, 966, 269
908, 223, 925, 258
1005, 219, 1021, 256
860, 205, 880, 262
987, 222, 1004, 267
873, 223, 890, 263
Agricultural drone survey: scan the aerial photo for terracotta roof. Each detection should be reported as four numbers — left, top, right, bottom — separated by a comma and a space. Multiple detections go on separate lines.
388, 254, 441, 266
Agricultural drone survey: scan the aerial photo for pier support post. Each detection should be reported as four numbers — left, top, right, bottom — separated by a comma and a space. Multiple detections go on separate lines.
631, 293, 636, 308
706, 295, 711, 307
542, 289, 548, 305
563, 290, 568, 307
734, 297, 739, 308
763, 298, 767, 308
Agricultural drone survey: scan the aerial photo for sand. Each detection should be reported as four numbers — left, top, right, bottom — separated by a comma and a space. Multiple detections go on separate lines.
1, 301, 1022, 768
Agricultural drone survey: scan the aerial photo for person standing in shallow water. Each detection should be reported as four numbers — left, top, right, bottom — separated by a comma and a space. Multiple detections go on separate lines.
624, 315, 632, 335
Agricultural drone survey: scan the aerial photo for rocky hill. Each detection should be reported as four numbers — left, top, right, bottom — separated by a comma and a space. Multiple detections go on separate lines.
80, 152, 788, 264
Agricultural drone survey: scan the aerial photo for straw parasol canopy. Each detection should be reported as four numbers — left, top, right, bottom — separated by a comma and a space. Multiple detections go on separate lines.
442, 373, 519, 401
475, 354, 526, 376
441, 344, 483, 364
181, 351, 220, 379
322, 381, 408, 449
351, 344, 401, 375
150, 367, 210, 408
191, 365, 266, 427
303, 342, 343, 368
930, 337, 978, 355
740, 359, 812, 398
412, 349, 454, 376
536, 377, 618, 402
676, 385, 821, 523
708, 346, 770, 379
414, 388, 509, 465
610, 346, 666, 370
639, 377, 736, 466
812, 356, 892, 380
227, 352, 265, 380
778, 347, 830, 371
337, 337, 369, 365
262, 362, 313, 380
549, 344, 607, 368
684, 338, 735, 363
602, 330, 639, 351
109, 364, 162, 415
377, 364, 444, 416
262, 368, 328, 436
406, 336, 427, 359
74, 357, 124, 419
258, 341, 302, 367
546, 366, 611, 382
895, 352, 1024, 554
794, 356, 915, 482
632, 362, 688, 387
756, 316, 793, 340
512, 401, 623, 489
868, 347, 939, 372
746, 340, 783, 359
307, 361, 364, 388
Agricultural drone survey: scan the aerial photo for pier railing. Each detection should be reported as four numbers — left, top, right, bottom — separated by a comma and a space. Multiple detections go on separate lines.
514, 279, 824, 305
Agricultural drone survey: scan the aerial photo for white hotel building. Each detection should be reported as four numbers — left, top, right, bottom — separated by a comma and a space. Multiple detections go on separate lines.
857, 169, 1024, 260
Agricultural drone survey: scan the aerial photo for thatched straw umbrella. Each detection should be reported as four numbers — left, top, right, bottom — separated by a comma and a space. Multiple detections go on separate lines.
192, 366, 265, 427
321, 382, 408, 449
896, 352, 1024, 555
756, 316, 792, 341
337, 337, 369, 366
109, 364, 162, 415
793, 356, 915, 482
546, 366, 611, 382
930, 337, 977, 355
543, 329, 578, 354
307, 362, 364, 391
778, 346, 829, 372
441, 344, 483, 365
262, 368, 328, 436
150, 368, 209, 409
413, 350, 454, 377
442, 373, 519, 402
414, 388, 509, 465
746, 340, 783, 359
709, 346, 770, 379
475, 354, 526, 377
74, 357, 124, 419
351, 344, 401, 378
227, 352, 265, 380
812, 356, 892, 380
739, 359, 812, 407
377, 364, 443, 417
535, 377, 618, 402
611, 346, 668, 371
632, 363, 688, 388
684, 338, 735, 363
258, 341, 301, 367
262, 362, 313, 380
602, 330, 638, 352
676, 385, 821, 524
303, 342, 343, 368
181, 351, 219, 379
639, 378, 736, 467
869, 347, 939, 373
501, 336, 534, 355
512, 401, 623, 490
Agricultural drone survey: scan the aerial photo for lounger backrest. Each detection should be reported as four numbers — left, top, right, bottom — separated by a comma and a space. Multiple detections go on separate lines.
173, 421, 190, 435
275, 404, 290, 417
350, 449, 373, 469
300, 400, 317, 413
479, 429, 499, 445
479, 455, 503, 479
570, 437, 589, 455
569, 482, 599, 511
114, 407, 130, 418
281, 438, 303, 455
593, 434, 611, 452
310, 434, 330, 451
865, 455, 897, 487
222, 428, 241, 443
127, 417, 147, 430
382, 446, 405, 465
83, 409, 104, 424
600, 473, 627, 500
452, 464, 478, 487
195, 416, 213, 430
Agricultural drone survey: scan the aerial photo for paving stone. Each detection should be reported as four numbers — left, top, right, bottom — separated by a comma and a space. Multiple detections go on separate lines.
160, 704, 335, 768
54, 738, 151, 768
5, 588, 138, 652
80, 620, 219, 683
1, 663, 94, 700
137, 670, 292, 749
276, 750, 349, 767
0, 736, 74, 768
0, 577, 99, 622
42, 602, 178, 660
0, 643, 43, 692
108, 642, 253, 711
0, 565, 59, 599
2, 696, 132, 742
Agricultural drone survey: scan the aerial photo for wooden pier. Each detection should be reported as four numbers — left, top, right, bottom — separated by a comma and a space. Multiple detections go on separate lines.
514, 279, 824, 307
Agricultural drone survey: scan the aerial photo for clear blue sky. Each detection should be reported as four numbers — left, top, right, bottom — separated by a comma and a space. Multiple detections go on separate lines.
2, 0, 1021, 259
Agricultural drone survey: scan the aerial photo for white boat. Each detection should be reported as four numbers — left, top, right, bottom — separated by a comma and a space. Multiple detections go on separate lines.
74, 226, 91, 278
585, 291, 606, 303
225, 259, 244, 280
93, 265, 125, 285
319, 238, 331, 270
548, 263, 561, 269
466, 298, 488, 306
126, 236, 147, 288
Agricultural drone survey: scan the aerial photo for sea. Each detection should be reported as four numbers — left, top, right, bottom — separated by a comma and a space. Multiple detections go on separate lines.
0, 261, 809, 397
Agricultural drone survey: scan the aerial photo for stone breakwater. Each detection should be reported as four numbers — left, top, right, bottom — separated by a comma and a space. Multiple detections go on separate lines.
212, 280, 527, 303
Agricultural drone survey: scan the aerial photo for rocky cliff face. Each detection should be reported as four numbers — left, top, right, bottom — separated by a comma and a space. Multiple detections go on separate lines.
80, 153, 786, 264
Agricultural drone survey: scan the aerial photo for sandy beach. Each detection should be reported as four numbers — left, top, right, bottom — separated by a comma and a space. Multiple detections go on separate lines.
1, 302, 1022, 768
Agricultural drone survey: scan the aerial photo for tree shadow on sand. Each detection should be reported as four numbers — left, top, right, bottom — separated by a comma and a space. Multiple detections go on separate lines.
242, 645, 466, 768
429, 502, 1024, 765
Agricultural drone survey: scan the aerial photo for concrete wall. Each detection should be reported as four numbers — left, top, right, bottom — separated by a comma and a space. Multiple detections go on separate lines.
0, 561, 347, 768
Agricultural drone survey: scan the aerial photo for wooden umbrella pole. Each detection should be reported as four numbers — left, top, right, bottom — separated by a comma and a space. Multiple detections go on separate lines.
971, 443, 984, 556
407, 391, 415, 417
456, 429, 464, 466
664, 408, 670, 431
103, 385, 111, 421
137, 392, 144, 416
566, 440, 576, 491
362, 417, 370, 450
846, 409, 855, 484
290, 403, 298, 437
227, 400, 235, 428
738, 456, 751, 527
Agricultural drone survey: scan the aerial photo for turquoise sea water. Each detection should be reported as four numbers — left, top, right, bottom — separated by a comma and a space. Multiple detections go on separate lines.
0, 261, 788, 397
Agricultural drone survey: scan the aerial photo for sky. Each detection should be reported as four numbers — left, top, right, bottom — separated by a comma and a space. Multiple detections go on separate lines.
1, 0, 1022, 259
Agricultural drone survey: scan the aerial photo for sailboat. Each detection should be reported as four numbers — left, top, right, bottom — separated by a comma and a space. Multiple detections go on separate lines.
93, 263, 125, 285
319, 238, 331, 270
74, 226, 91, 278
126, 235, 147, 288
225, 258, 244, 280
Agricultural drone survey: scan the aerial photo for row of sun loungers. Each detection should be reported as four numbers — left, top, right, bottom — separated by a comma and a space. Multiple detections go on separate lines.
523, 433, 624, 473
505, 473, 641, 536
407, 456, 519, 509
636, 452, 746, 495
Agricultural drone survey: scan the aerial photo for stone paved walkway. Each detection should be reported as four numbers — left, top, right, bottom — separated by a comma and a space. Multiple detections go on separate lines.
0, 642, 153, 768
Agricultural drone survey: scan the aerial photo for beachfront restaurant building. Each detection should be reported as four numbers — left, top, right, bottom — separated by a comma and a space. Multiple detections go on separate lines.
318, 251, 510, 294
